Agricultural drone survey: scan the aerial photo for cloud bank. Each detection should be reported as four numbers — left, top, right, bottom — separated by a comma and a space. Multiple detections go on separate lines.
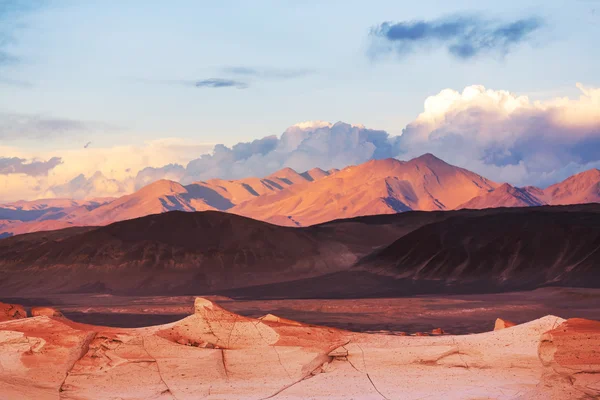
0, 156, 62, 176
398, 83, 600, 186
179, 83, 600, 188
0, 138, 213, 202
2, 84, 600, 202
370, 15, 543, 59
181, 121, 399, 183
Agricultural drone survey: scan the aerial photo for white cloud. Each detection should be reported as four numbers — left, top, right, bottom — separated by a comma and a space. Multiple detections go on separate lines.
2, 83, 600, 202
0, 138, 213, 202
398, 83, 600, 186
181, 122, 400, 183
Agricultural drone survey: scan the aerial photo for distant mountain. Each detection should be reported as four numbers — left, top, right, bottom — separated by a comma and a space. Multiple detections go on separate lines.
231, 154, 498, 226
459, 169, 600, 210
458, 183, 546, 209
1, 156, 599, 237
0, 167, 335, 236
544, 169, 600, 205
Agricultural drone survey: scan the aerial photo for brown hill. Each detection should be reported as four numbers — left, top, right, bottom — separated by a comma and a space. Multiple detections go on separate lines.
0, 210, 405, 296
355, 205, 600, 293
2, 205, 600, 298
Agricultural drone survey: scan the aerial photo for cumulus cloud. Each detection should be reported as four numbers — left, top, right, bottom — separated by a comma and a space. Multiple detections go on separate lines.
180, 84, 600, 188
369, 15, 543, 59
134, 164, 185, 190
398, 83, 600, 186
3, 84, 600, 202
0, 156, 62, 176
0, 138, 213, 202
47, 171, 131, 200
181, 121, 400, 183
195, 78, 248, 89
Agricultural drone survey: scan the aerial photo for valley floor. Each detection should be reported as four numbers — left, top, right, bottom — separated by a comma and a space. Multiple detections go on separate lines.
3, 287, 600, 334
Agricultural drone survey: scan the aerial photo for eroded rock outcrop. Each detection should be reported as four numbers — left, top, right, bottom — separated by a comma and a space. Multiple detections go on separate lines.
0, 317, 95, 399
31, 306, 64, 318
0, 298, 598, 399
494, 318, 517, 330
538, 318, 600, 398
0, 302, 27, 321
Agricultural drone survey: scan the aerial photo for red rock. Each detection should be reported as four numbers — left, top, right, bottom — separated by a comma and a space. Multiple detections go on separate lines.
0, 302, 27, 321
494, 318, 517, 331
31, 306, 63, 318
258, 313, 304, 326
539, 318, 600, 397
431, 328, 445, 335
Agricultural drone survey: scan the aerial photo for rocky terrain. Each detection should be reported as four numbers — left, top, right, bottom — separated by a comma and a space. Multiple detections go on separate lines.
0, 297, 598, 399
2, 154, 599, 236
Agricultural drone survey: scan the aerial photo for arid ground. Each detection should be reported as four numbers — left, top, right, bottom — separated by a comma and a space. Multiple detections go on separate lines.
4, 287, 600, 334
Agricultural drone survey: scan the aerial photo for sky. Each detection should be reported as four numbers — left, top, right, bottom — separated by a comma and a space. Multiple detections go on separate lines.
1, 0, 600, 202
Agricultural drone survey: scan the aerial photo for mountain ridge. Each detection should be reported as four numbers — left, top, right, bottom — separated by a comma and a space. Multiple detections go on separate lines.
1, 155, 599, 237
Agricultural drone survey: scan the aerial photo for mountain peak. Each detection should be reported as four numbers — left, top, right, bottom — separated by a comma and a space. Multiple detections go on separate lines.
497, 182, 516, 191
545, 168, 600, 205
136, 179, 186, 195
363, 158, 404, 169
411, 153, 446, 164
569, 168, 600, 180
300, 167, 330, 182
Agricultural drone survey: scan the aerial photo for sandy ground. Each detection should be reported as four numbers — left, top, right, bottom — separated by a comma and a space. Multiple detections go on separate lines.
3, 287, 599, 334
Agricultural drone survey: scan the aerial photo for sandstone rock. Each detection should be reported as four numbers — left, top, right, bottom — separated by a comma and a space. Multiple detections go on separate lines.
0, 298, 596, 399
328, 346, 348, 358
0, 302, 27, 321
258, 313, 303, 326
431, 328, 445, 335
494, 317, 517, 330
0, 316, 95, 399
31, 306, 64, 318
538, 318, 600, 397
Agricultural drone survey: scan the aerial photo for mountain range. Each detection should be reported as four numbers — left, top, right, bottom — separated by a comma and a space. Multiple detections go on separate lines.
1, 153, 599, 237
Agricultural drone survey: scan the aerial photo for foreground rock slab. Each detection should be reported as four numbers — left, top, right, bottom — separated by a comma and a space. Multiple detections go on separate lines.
0, 298, 599, 399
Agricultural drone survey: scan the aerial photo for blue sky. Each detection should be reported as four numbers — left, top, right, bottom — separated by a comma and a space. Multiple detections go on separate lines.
1, 0, 600, 201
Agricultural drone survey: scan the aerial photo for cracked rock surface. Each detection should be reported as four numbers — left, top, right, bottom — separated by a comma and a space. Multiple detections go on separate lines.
1, 298, 598, 399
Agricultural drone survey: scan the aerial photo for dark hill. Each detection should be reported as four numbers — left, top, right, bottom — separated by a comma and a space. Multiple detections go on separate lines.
1, 205, 600, 297
0, 211, 357, 295
355, 206, 600, 292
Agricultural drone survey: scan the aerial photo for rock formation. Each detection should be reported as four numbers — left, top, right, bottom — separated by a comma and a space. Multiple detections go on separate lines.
0, 298, 598, 399
0, 302, 27, 321
538, 318, 600, 397
494, 318, 517, 330
31, 307, 64, 318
